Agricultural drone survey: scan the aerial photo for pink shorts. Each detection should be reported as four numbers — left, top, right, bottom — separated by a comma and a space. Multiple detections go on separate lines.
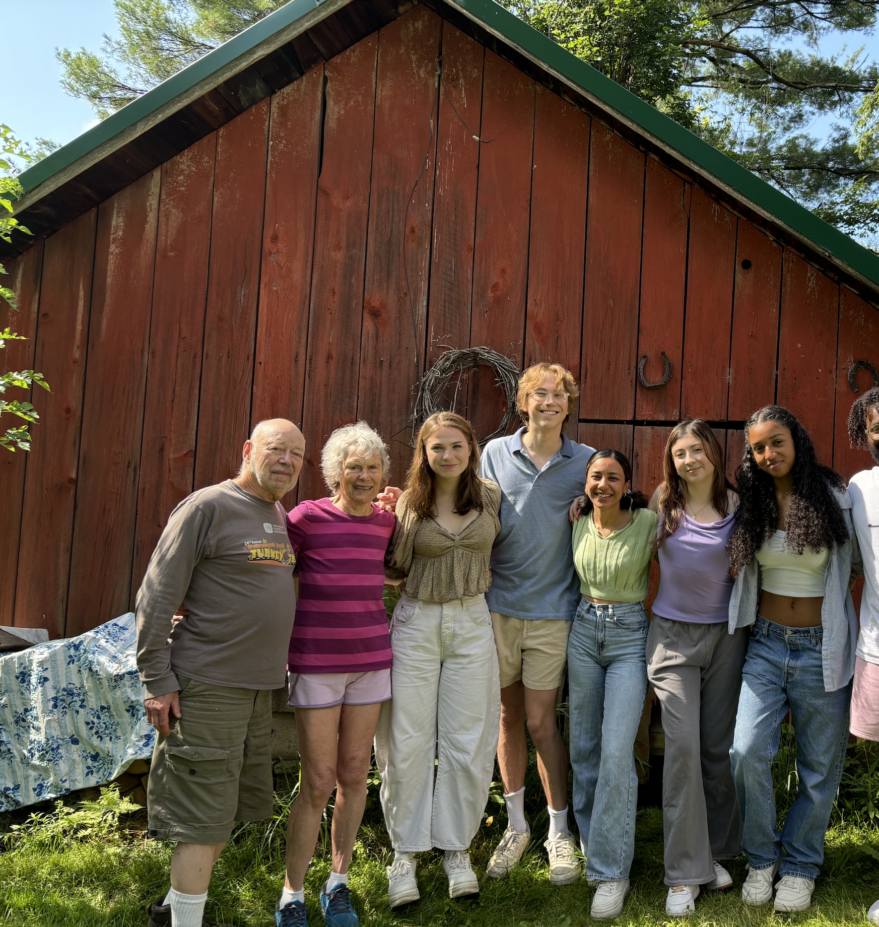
851, 657, 879, 741
287, 669, 391, 709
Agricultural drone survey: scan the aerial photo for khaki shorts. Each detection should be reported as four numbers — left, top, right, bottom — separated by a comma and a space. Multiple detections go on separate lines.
491, 612, 572, 691
147, 676, 273, 845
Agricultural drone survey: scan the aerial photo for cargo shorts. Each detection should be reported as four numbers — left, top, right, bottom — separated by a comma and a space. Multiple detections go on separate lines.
147, 675, 273, 845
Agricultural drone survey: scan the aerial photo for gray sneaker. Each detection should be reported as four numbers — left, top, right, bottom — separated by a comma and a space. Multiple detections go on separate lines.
544, 833, 580, 885
486, 824, 531, 879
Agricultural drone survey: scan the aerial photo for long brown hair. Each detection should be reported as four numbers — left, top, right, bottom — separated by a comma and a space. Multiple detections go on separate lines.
656, 420, 731, 547
405, 412, 484, 519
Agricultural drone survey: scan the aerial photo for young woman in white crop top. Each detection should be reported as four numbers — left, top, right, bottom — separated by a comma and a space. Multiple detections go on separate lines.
727, 405, 857, 915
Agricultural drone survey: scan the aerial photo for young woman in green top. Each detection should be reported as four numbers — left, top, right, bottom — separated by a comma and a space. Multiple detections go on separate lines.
568, 449, 657, 920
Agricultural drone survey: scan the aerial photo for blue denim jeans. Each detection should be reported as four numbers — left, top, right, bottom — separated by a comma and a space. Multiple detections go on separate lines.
568, 599, 648, 882
730, 615, 851, 881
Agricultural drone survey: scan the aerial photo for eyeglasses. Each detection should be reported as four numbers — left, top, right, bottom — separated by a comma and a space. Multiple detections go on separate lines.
530, 390, 569, 403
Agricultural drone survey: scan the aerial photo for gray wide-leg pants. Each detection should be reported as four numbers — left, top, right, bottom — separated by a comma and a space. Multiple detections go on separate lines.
646, 615, 749, 886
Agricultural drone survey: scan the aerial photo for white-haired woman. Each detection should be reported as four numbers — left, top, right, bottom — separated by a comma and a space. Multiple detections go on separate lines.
276, 422, 396, 927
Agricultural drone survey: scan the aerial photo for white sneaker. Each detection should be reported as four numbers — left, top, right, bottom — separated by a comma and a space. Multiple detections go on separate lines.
705, 860, 733, 890
545, 833, 581, 885
774, 875, 815, 913
486, 824, 531, 879
867, 897, 879, 924
591, 879, 630, 920
443, 850, 480, 899
386, 857, 419, 908
666, 884, 700, 916
741, 859, 780, 906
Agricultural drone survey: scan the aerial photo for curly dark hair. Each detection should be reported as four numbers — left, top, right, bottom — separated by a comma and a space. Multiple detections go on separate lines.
847, 386, 879, 451
727, 405, 848, 573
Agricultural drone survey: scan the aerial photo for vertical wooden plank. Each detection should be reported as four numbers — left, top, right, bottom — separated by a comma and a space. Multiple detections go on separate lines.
131, 135, 216, 597
680, 191, 736, 421
777, 251, 838, 464
301, 34, 378, 500
577, 422, 633, 461
469, 50, 535, 441
525, 89, 589, 439
0, 244, 43, 625
253, 65, 324, 436
726, 428, 745, 485
14, 215, 95, 635
194, 100, 270, 490
633, 425, 667, 499
834, 288, 879, 480
635, 160, 688, 420
359, 7, 442, 486
728, 222, 783, 419
66, 170, 160, 636
426, 22, 483, 363
580, 127, 645, 421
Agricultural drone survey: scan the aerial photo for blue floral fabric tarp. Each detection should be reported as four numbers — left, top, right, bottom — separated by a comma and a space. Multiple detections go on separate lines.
0, 612, 155, 811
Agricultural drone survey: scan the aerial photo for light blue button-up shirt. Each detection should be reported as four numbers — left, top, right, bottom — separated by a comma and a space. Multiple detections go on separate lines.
480, 427, 595, 620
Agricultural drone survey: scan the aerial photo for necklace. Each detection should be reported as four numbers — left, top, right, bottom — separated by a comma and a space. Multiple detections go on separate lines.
685, 497, 713, 521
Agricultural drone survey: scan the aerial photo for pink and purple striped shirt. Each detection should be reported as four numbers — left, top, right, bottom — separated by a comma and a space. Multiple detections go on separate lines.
286, 497, 395, 675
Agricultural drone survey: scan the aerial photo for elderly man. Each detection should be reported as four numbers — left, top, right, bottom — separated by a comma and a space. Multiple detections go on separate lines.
137, 419, 305, 927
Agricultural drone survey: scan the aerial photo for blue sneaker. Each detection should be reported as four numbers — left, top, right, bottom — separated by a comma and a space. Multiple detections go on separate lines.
276, 899, 308, 927
320, 882, 359, 927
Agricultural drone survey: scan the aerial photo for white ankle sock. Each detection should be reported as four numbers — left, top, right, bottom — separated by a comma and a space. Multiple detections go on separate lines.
394, 850, 416, 868
279, 886, 304, 908
326, 871, 348, 891
547, 805, 570, 839
166, 888, 208, 927
504, 786, 528, 833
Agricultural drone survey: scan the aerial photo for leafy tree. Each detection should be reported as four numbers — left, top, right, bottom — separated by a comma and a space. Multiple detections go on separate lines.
57, 0, 293, 118
0, 126, 49, 452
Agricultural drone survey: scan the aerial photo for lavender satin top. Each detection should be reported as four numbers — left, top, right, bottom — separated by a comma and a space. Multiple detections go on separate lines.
652, 511, 736, 624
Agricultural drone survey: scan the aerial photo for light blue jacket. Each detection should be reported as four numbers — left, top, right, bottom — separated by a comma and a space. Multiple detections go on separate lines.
727, 487, 860, 693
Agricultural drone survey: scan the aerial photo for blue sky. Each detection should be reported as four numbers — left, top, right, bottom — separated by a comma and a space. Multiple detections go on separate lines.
6, 0, 119, 149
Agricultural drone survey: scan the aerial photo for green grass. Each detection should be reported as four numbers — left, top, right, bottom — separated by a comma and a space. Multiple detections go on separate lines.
2, 777, 879, 927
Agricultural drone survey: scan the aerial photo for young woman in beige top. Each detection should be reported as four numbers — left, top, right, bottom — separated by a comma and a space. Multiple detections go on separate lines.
375, 412, 502, 908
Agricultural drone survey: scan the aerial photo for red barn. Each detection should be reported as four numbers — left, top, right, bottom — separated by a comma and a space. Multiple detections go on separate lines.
2, 0, 879, 639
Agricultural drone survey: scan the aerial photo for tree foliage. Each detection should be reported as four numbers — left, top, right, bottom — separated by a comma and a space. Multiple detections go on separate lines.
0, 127, 49, 453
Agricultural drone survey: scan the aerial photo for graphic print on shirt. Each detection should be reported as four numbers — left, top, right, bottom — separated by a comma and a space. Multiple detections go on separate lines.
245, 521, 295, 565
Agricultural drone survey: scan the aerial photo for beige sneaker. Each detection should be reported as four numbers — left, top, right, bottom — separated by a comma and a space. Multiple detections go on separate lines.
486, 824, 531, 879
443, 850, 480, 898
545, 833, 580, 885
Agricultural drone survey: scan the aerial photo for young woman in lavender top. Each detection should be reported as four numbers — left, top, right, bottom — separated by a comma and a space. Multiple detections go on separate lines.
646, 420, 746, 917
276, 422, 396, 927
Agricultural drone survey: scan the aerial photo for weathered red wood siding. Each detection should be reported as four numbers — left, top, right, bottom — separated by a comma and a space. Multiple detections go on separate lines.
3, 4, 879, 636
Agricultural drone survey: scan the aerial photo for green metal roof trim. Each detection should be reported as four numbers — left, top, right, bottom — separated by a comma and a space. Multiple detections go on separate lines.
15, 0, 879, 291
450, 0, 879, 291
17, 0, 333, 195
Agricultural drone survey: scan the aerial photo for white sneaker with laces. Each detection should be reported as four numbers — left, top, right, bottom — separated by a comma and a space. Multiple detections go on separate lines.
741, 858, 780, 906
386, 858, 419, 908
544, 833, 581, 885
666, 884, 700, 916
867, 897, 879, 924
591, 879, 630, 920
443, 850, 480, 898
773, 875, 815, 912
486, 825, 531, 879
705, 860, 733, 890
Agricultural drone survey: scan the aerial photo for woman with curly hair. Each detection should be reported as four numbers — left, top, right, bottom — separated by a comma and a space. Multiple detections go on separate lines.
845, 386, 879, 925
567, 449, 657, 920
376, 412, 502, 907
728, 405, 858, 915
646, 420, 747, 916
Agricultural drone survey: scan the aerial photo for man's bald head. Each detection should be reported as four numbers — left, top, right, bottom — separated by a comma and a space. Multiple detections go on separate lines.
237, 418, 306, 502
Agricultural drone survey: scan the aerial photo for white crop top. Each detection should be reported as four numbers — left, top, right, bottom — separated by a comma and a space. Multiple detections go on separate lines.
755, 530, 829, 597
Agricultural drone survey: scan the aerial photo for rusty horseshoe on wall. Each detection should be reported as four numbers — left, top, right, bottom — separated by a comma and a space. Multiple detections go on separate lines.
638, 352, 673, 390
848, 360, 879, 393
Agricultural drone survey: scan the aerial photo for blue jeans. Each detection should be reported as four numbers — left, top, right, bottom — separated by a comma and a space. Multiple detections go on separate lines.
568, 599, 648, 882
730, 616, 851, 881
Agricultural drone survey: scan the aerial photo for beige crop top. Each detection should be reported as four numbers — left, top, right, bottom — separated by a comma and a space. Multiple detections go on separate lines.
755, 530, 829, 597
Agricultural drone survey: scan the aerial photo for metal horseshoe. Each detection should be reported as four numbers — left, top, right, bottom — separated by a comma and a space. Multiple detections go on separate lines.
848, 360, 879, 393
638, 351, 672, 390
